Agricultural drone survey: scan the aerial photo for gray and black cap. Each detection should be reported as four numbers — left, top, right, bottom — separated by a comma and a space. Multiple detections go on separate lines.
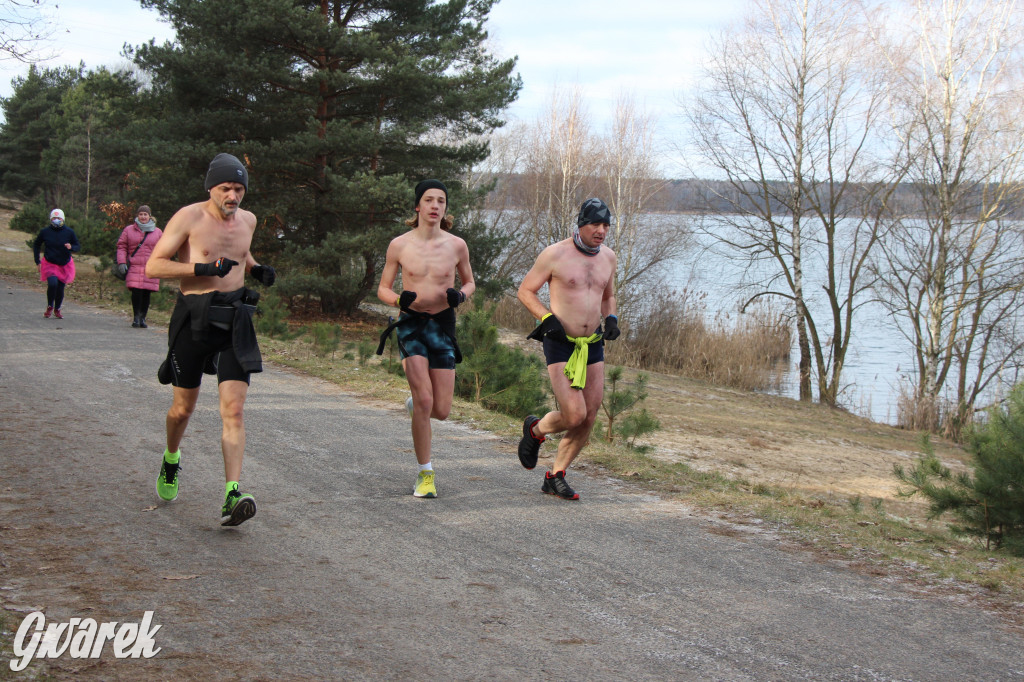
577, 198, 612, 227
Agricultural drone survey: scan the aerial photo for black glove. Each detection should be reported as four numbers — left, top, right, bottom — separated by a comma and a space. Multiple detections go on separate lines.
526, 313, 569, 344
398, 290, 417, 311
250, 264, 276, 286
446, 287, 466, 309
603, 315, 620, 341
194, 257, 239, 278
116, 263, 129, 277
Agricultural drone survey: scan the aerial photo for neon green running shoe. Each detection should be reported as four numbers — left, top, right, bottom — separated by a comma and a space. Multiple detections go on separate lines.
156, 458, 181, 501
413, 471, 437, 498
221, 489, 257, 526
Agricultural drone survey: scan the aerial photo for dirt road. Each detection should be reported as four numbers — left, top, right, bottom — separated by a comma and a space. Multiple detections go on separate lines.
1, 279, 1022, 680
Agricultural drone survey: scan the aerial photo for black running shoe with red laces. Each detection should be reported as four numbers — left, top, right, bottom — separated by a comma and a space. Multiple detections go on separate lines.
518, 415, 545, 469
542, 470, 579, 500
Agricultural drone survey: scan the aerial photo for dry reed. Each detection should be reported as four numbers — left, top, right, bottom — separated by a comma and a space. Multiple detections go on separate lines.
606, 290, 791, 392
491, 288, 792, 393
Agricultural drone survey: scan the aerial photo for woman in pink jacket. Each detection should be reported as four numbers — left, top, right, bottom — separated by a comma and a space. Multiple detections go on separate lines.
116, 205, 163, 328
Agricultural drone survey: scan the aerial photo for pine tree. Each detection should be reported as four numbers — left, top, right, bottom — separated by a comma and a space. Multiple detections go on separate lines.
895, 386, 1024, 556
46, 68, 144, 217
455, 309, 547, 416
0, 63, 82, 200
135, 0, 520, 314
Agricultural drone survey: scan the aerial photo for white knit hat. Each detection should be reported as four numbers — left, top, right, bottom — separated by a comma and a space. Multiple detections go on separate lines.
49, 208, 65, 223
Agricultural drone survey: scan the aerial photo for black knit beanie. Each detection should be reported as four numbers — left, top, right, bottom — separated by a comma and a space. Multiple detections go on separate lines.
414, 179, 447, 208
205, 153, 248, 191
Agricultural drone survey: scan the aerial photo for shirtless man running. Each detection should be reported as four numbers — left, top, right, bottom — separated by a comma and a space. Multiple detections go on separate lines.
376, 179, 475, 498
146, 152, 277, 526
516, 198, 621, 500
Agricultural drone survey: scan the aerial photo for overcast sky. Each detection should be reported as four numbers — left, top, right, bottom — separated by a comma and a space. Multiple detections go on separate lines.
0, 0, 749, 175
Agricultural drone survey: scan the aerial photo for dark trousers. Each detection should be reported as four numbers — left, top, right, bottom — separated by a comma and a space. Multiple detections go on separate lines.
45, 276, 65, 309
131, 288, 152, 318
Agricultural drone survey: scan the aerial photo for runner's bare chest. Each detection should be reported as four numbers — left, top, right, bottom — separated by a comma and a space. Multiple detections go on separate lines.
554, 252, 613, 292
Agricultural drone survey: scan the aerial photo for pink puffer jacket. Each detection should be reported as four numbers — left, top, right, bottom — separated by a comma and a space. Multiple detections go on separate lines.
116, 223, 163, 291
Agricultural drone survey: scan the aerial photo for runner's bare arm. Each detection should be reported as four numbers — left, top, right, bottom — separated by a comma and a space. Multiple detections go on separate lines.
376, 239, 402, 307
601, 251, 617, 317
145, 207, 196, 280
517, 247, 555, 320
454, 237, 476, 299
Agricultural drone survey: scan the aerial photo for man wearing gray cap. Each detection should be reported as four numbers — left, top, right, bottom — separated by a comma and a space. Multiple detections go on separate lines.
146, 152, 277, 527
515, 198, 621, 500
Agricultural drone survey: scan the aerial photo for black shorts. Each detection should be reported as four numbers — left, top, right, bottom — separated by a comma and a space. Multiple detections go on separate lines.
166, 324, 250, 389
542, 335, 605, 366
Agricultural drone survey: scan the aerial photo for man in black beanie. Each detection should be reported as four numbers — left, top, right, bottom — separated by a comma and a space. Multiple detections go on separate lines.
376, 179, 475, 498
145, 151, 276, 527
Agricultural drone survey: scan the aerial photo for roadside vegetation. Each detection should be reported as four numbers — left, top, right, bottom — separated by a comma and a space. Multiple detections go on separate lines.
2, 0, 1022, 631
2, 212, 1020, 623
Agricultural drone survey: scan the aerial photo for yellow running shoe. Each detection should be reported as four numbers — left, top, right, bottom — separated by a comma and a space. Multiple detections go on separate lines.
413, 470, 437, 498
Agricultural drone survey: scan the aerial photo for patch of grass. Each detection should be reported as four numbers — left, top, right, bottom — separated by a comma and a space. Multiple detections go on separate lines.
1, 213, 1021, 615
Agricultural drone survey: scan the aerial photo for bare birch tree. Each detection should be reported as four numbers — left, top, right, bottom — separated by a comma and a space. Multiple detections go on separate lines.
527, 87, 595, 249
685, 0, 899, 406
599, 95, 680, 316
0, 0, 54, 63
469, 87, 687, 320
460, 120, 535, 287
869, 0, 1024, 435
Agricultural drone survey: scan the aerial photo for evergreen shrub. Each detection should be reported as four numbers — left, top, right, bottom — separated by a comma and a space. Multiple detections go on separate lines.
455, 309, 548, 417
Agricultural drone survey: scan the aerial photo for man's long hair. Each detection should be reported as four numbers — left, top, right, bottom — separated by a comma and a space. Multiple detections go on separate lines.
405, 213, 453, 231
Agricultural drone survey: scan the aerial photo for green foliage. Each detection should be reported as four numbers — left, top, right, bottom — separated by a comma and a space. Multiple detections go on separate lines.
44, 68, 146, 214
894, 387, 1024, 555
602, 366, 660, 447
357, 339, 376, 366
132, 0, 521, 314
149, 287, 175, 312
308, 322, 342, 358
73, 215, 118, 257
0, 63, 82, 199
451, 214, 512, 302
11, 198, 48, 235
455, 308, 548, 417
617, 408, 662, 451
254, 290, 295, 339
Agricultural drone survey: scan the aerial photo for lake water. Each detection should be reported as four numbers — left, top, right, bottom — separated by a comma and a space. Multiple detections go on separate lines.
668, 228, 913, 425
488, 209, 1001, 425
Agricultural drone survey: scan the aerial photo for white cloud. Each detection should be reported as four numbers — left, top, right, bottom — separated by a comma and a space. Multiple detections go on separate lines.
0, 0, 174, 93
0, 0, 747, 175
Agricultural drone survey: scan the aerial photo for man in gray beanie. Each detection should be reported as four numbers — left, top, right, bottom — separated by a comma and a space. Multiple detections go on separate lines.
145, 151, 276, 527
205, 153, 248, 191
